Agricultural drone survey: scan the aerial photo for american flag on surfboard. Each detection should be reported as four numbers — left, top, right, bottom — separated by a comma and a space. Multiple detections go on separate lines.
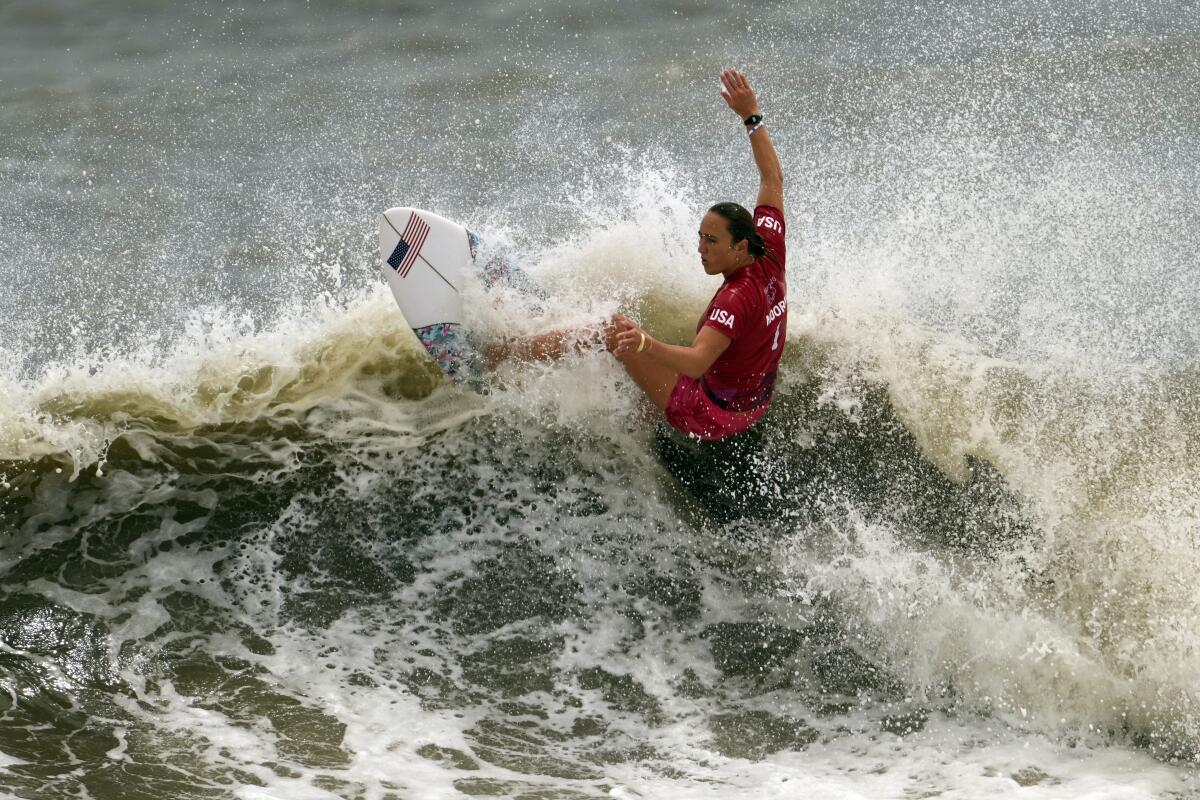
386, 213, 431, 278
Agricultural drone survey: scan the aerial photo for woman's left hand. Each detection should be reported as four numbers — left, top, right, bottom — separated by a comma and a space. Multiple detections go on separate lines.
720, 68, 760, 120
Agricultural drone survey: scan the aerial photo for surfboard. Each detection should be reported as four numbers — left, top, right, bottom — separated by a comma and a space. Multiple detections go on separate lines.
379, 206, 481, 382
380, 206, 547, 382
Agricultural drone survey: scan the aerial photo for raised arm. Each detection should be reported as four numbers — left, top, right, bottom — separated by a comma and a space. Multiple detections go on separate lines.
720, 68, 783, 213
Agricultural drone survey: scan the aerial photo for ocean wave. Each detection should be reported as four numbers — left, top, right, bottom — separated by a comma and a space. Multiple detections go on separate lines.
3, 210, 1199, 760
0, 292, 441, 477
5, 280, 1196, 520
776, 304, 1200, 758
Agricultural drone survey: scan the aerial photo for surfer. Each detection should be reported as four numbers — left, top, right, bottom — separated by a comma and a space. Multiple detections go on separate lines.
608, 68, 786, 441
487, 68, 785, 442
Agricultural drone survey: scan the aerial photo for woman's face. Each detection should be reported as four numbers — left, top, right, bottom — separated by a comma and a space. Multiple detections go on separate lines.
698, 212, 749, 276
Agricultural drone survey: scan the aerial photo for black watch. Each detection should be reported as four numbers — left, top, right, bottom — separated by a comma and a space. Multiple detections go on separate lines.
743, 114, 763, 126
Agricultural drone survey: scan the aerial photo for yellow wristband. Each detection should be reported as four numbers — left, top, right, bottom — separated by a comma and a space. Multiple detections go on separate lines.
636, 331, 646, 353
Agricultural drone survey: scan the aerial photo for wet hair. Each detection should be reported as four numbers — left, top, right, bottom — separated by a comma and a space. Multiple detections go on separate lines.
708, 202, 768, 257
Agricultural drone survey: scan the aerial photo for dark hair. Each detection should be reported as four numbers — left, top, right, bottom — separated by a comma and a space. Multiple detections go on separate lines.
708, 202, 767, 257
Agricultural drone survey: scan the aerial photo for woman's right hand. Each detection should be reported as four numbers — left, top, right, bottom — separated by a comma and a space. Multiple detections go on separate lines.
607, 313, 651, 357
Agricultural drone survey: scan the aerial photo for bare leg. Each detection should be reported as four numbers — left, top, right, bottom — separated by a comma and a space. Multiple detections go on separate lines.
615, 351, 679, 413
483, 328, 604, 368
485, 321, 679, 417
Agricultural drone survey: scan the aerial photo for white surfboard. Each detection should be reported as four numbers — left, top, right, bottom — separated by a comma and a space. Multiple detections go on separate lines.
380, 206, 547, 383
379, 206, 481, 382
379, 207, 470, 328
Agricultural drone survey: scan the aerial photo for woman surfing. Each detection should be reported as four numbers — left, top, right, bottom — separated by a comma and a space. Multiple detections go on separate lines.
608, 68, 786, 441
488, 68, 786, 442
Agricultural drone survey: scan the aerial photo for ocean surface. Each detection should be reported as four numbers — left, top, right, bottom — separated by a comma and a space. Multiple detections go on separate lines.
2, 0, 1200, 797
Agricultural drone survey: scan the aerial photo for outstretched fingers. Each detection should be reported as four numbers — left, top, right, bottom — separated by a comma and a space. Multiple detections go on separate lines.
721, 68, 748, 91
719, 68, 738, 102
719, 68, 758, 117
